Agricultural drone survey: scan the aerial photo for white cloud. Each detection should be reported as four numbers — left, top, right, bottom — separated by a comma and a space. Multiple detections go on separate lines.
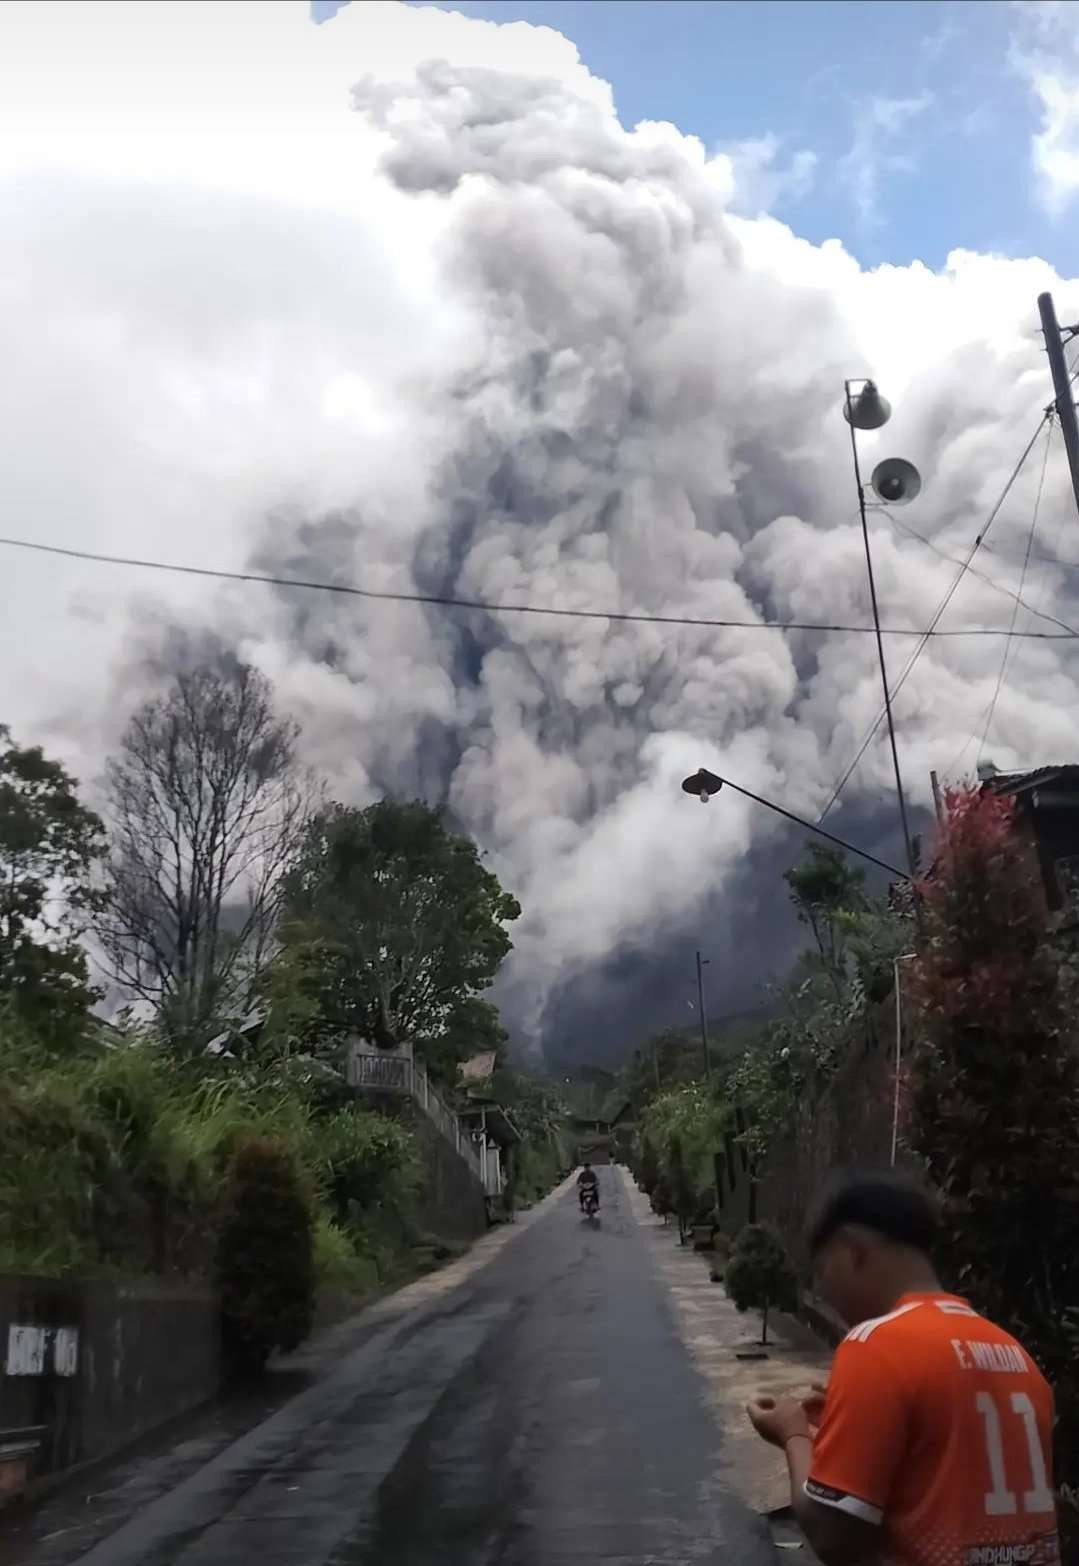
1011, 0, 1079, 213
718, 135, 817, 216
839, 92, 933, 229
3, 0, 1079, 1046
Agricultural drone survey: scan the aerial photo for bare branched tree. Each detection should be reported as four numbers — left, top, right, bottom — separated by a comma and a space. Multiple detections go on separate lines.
99, 661, 313, 1049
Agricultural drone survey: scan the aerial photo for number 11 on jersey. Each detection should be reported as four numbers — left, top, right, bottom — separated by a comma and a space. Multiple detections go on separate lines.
976, 1391, 1054, 1517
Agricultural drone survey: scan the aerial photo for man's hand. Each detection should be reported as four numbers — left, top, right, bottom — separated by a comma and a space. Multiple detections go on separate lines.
802, 1381, 828, 1432
746, 1394, 812, 1450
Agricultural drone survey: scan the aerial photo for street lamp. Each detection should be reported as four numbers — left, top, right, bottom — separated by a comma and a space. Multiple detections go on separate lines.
843, 378, 920, 881
681, 766, 908, 880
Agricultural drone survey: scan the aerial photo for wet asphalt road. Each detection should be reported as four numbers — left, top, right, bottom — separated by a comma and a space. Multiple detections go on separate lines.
2, 1172, 775, 1566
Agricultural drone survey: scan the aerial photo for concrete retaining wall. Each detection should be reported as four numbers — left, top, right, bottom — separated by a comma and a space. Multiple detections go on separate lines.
0, 1275, 220, 1485
408, 1112, 489, 1243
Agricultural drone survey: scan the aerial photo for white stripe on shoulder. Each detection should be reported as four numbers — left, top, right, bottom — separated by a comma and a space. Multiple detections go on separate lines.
845, 1300, 924, 1343
934, 1299, 977, 1316
804, 1480, 883, 1526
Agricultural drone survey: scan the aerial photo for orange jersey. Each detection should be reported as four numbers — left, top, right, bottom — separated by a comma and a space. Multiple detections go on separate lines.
806, 1292, 1059, 1566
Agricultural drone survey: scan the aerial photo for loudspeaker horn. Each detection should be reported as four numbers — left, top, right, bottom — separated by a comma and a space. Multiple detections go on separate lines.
871, 456, 922, 506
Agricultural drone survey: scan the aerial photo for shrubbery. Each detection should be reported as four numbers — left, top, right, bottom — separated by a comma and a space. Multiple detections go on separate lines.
0, 1024, 426, 1358
217, 1136, 315, 1375
908, 787, 1079, 1547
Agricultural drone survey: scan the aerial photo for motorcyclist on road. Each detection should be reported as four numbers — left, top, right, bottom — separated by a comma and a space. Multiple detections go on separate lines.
577, 1162, 599, 1211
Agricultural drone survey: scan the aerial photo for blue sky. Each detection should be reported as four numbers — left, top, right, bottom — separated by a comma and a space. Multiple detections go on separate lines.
315, 0, 1079, 271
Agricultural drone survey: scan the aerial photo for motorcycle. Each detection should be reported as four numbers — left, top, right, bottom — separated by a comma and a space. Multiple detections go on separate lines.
581, 1189, 599, 1223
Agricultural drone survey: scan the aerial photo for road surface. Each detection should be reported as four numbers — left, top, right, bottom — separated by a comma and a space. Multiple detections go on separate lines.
0, 1170, 776, 1566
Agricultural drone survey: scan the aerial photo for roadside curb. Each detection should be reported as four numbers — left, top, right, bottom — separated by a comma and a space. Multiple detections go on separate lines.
618, 1165, 831, 1520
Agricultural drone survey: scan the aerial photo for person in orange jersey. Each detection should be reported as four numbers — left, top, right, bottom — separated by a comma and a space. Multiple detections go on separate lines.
746, 1170, 1058, 1566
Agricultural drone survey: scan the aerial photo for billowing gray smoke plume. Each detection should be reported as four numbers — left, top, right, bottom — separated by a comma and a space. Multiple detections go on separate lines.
5, 1, 1079, 1055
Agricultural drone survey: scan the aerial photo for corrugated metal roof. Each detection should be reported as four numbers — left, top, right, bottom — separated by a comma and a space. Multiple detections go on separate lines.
984, 765, 1079, 796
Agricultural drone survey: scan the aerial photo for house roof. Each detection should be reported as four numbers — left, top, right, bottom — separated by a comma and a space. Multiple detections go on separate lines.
459, 1050, 499, 1084
458, 1102, 521, 1144
983, 765, 1079, 797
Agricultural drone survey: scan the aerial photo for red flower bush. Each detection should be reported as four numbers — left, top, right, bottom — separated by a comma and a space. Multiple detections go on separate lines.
907, 785, 1079, 1545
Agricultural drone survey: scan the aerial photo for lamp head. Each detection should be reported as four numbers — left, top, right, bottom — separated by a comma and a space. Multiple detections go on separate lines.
844, 380, 892, 431
871, 456, 922, 506
681, 768, 724, 803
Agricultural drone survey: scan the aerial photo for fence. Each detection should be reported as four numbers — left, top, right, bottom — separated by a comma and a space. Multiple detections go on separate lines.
347, 1046, 486, 1190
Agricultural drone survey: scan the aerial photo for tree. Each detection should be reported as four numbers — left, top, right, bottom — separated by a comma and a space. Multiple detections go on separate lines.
280, 800, 520, 1076
0, 727, 106, 1040
643, 1082, 730, 1187
908, 785, 1079, 1529
638, 1133, 659, 1197
724, 1223, 798, 1345
650, 1170, 673, 1225
99, 661, 311, 1051
784, 843, 865, 996
622, 1028, 705, 1116
666, 1133, 696, 1244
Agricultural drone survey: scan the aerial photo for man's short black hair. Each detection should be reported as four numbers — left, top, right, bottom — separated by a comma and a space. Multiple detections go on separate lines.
808, 1169, 939, 1257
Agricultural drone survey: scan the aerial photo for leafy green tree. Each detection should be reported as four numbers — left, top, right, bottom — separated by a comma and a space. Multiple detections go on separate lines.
643, 1082, 730, 1187
638, 1133, 659, 1197
280, 801, 519, 1079
0, 727, 106, 1041
650, 1169, 673, 1225
727, 845, 911, 1171
784, 842, 865, 996
666, 1133, 696, 1244
724, 1222, 798, 1345
908, 785, 1079, 1538
488, 1071, 569, 1204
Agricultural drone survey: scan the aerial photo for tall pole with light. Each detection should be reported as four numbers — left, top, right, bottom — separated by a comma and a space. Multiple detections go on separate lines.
695, 950, 711, 1076
843, 379, 920, 882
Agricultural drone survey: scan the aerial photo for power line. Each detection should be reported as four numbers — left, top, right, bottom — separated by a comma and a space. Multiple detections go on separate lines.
817, 408, 1056, 822
881, 499, 1077, 637
3, 532, 1078, 639
979, 419, 1054, 758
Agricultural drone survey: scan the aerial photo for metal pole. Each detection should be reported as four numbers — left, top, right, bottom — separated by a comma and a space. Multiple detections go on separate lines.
1038, 291, 1079, 521
696, 950, 712, 1076
715, 774, 907, 879
846, 381, 917, 882
891, 953, 917, 1166
929, 769, 944, 827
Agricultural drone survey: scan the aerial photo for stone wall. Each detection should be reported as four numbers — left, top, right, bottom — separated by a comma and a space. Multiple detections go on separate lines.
0, 1275, 220, 1487
407, 1110, 489, 1243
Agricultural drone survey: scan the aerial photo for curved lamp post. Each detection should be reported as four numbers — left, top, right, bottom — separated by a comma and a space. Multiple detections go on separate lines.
681, 767, 907, 881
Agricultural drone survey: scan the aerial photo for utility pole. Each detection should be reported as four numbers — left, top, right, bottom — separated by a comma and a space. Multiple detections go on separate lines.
695, 950, 711, 1076
1038, 291, 1079, 521
845, 382, 917, 883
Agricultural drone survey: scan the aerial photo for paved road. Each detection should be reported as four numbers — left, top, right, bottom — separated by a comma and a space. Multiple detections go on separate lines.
1, 1171, 775, 1566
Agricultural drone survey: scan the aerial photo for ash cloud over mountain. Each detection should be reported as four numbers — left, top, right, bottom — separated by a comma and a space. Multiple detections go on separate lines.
4, 2, 1079, 1058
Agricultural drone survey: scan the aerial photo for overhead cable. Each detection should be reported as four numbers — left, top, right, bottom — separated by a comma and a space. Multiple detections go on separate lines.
817, 408, 1056, 822
3, 533, 1078, 640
